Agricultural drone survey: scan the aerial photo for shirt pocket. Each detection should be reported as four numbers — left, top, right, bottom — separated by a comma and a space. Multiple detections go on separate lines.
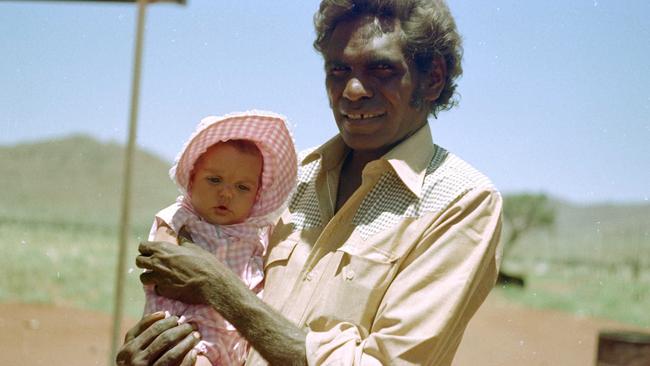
264, 238, 298, 269
262, 239, 299, 307
312, 243, 401, 333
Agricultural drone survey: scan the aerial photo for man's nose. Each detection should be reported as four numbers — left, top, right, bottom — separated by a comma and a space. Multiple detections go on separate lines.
342, 77, 372, 101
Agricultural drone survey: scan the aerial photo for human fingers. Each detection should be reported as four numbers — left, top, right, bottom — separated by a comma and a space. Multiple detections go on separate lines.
178, 240, 205, 253
117, 314, 178, 366
138, 241, 155, 256
139, 269, 160, 286
123, 311, 166, 342
139, 240, 173, 256
178, 239, 200, 250
145, 322, 196, 363
137, 243, 178, 275
115, 312, 173, 366
152, 330, 201, 366
179, 349, 199, 366
131, 315, 182, 351
135, 253, 155, 271
154, 283, 173, 298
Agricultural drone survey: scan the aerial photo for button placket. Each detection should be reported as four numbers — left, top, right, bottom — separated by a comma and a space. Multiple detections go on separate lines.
304, 272, 314, 281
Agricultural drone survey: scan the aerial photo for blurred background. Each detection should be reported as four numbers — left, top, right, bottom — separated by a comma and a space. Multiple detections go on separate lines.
1, 0, 648, 365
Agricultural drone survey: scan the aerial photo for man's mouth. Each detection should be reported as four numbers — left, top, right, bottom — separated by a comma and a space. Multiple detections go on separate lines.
344, 111, 386, 120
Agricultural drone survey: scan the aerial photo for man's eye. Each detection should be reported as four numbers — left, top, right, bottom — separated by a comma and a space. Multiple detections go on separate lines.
237, 185, 251, 192
372, 64, 394, 76
327, 66, 348, 77
207, 177, 222, 184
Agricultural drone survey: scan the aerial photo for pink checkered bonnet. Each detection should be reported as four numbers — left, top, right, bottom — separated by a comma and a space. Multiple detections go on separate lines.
170, 110, 297, 223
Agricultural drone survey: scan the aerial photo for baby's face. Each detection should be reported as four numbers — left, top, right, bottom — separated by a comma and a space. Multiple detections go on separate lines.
189, 142, 262, 225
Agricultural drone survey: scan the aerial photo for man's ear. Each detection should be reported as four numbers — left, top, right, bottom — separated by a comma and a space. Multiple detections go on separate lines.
421, 56, 447, 102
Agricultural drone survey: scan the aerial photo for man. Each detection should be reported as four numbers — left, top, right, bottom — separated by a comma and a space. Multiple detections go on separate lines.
118, 0, 502, 365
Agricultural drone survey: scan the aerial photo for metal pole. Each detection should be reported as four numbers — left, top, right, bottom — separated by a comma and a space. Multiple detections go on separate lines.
110, 0, 147, 363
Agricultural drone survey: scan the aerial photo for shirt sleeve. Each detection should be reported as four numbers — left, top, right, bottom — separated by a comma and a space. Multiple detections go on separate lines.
304, 188, 503, 365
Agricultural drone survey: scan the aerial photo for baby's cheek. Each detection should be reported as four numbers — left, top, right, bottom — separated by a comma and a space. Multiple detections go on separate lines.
244, 196, 258, 217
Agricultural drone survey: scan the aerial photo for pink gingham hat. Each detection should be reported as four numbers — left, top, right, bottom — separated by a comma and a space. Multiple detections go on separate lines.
170, 110, 297, 220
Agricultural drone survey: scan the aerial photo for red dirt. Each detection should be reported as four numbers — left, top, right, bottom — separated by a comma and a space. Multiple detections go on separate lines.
0, 295, 646, 366
453, 295, 647, 366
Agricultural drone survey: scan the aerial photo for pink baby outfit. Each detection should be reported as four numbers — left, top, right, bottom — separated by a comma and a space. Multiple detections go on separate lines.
143, 111, 297, 365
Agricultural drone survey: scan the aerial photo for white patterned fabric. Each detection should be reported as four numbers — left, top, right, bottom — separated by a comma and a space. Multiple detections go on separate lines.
287, 143, 495, 238
352, 147, 494, 239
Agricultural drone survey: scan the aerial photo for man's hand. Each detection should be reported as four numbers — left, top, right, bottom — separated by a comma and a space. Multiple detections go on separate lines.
137, 240, 232, 305
137, 239, 307, 365
115, 311, 200, 366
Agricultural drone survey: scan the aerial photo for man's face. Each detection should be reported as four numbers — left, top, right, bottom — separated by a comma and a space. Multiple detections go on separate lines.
323, 16, 430, 152
189, 142, 262, 225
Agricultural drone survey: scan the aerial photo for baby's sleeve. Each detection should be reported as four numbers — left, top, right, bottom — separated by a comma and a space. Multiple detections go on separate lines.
142, 207, 187, 316
142, 283, 190, 317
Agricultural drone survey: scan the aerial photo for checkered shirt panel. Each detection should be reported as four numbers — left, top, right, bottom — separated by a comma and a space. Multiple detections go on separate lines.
287, 149, 323, 230
286, 145, 496, 241
353, 146, 496, 239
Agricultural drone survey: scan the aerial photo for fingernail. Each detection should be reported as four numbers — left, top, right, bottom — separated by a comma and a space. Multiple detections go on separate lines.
193, 331, 201, 339
164, 310, 171, 319
177, 315, 187, 325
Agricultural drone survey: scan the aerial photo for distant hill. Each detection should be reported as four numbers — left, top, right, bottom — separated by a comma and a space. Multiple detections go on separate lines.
1, 135, 648, 263
503, 198, 650, 267
0, 134, 178, 230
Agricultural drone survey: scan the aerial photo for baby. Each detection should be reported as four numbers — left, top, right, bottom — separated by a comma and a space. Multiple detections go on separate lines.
142, 111, 297, 365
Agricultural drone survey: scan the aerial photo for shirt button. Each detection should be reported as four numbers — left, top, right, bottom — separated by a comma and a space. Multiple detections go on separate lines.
345, 269, 355, 281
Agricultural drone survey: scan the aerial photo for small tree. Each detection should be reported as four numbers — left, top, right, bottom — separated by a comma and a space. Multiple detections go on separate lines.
498, 193, 556, 286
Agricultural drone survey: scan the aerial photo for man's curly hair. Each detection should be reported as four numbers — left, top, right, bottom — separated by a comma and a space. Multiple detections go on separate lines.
313, 0, 463, 117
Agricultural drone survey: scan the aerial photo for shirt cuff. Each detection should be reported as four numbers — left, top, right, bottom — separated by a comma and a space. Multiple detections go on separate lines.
305, 322, 362, 366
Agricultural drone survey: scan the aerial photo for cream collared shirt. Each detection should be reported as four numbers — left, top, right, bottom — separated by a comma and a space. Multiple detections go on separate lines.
247, 125, 503, 365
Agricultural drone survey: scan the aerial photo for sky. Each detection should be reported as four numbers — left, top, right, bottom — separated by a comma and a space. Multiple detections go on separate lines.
1, 0, 649, 204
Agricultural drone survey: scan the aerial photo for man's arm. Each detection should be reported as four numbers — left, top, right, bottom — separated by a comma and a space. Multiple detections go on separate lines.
205, 260, 307, 365
137, 239, 308, 365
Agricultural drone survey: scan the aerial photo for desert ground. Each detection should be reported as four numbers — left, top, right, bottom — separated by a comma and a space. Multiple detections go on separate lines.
1, 293, 645, 366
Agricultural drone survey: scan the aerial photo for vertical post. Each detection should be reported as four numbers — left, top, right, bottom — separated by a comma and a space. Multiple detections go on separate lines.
110, 0, 148, 363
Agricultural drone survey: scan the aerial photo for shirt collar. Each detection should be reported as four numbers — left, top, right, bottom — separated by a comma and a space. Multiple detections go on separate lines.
301, 134, 348, 171
301, 123, 434, 198
383, 124, 434, 198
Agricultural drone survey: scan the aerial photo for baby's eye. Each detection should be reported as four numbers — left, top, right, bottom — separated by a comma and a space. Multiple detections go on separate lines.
207, 177, 222, 184
237, 184, 251, 192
